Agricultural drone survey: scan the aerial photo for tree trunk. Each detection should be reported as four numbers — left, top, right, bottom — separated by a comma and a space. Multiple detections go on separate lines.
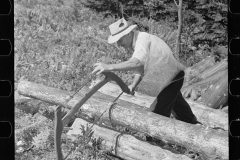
17, 80, 228, 159
67, 118, 192, 160
175, 0, 182, 61
90, 80, 228, 130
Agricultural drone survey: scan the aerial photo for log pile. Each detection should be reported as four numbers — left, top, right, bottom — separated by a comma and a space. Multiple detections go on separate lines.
181, 58, 228, 110
16, 58, 229, 160
90, 79, 228, 130
67, 118, 192, 160
183, 56, 216, 85
17, 80, 228, 159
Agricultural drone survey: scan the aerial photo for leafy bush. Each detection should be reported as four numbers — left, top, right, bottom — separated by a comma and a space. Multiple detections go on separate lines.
15, 0, 134, 91
81, 0, 228, 65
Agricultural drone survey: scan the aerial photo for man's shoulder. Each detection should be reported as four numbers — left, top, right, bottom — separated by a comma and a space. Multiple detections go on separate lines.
137, 32, 161, 41
135, 31, 151, 42
138, 31, 150, 36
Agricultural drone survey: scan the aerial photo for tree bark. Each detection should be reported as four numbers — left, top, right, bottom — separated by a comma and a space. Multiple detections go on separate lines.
17, 80, 228, 159
90, 80, 228, 130
175, 0, 183, 61
182, 69, 228, 93
183, 56, 215, 87
15, 91, 31, 104
181, 69, 228, 102
186, 59, 227, 86
67, 118, 192, 160
197, 73, 228, 109
16, 80, 228, 130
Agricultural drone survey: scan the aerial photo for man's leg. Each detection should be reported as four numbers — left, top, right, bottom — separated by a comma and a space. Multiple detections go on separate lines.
173, 92, 198, 124
152, 70, 184, 118
148, 71, 199, 143
148, 70, 185, 142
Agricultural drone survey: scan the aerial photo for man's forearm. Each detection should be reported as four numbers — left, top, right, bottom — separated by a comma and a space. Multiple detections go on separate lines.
108, 58, 142, 72
131, 74, 142, 89
107, 58, 143, 90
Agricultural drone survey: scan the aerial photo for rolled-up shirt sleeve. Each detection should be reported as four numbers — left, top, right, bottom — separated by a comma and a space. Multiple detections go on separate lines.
131, 36, 150, 71
133, 64, 144, 76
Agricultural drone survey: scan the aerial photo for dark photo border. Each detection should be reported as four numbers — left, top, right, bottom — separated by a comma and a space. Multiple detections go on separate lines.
0, 0, 14, 159
229, 0, 240, 159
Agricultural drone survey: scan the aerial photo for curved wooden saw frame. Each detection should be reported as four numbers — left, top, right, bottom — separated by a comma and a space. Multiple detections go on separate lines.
54, 72, 130, 160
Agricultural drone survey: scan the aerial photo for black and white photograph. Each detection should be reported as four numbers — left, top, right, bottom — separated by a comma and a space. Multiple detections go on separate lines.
14, 0, 229, 159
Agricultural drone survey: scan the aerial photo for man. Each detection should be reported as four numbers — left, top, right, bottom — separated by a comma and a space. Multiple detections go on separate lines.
92, 18, 198, 124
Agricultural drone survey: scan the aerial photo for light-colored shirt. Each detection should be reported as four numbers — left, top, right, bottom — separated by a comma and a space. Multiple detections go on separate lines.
130, 30, 182, 97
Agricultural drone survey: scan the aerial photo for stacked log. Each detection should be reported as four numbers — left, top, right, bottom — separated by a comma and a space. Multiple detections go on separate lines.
67, 118, 192, 160
90, 80, 228, 130
196, 72, 228, 109
183, 56, 215, 87
182, 69, 227, 93
17, 80, 228, 159
181, 59, 228, 110
185, 59, 227, 86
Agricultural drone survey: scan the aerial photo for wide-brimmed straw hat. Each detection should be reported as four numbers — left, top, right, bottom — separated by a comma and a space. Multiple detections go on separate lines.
108, 18, 137, 44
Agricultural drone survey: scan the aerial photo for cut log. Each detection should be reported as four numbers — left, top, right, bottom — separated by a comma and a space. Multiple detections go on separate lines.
181, 85, 200, 101
185, 59, 227, 86
195, 59, 227, 80
90, 79, 228, 130
181, 69, 228, 93
187, 56, 215, 73
90, 80, 154, 110
181, 69, 228, 101
196, 73, 228, 109
184, 56, 215, 84
17, 80, 228, 159
67, 118, 192, 160
15, 91, 31, 104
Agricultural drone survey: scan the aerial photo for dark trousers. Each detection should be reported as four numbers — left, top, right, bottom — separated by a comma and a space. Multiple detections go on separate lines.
152, 70, 197, 124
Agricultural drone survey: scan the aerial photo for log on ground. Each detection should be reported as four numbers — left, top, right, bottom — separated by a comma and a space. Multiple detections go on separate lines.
15, 91, 31, 104
67, 118, 192, 160
17, 80, 228, 159
90, 80, 228, 130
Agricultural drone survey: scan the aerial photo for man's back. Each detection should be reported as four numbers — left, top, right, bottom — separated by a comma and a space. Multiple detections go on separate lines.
132, 31, 182, 96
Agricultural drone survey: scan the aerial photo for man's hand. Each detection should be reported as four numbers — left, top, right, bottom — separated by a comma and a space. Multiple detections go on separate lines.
92, 63, 111, 75
128, 84, 135, 95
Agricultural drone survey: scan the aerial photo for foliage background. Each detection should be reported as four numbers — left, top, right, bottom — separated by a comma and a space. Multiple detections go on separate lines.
14, 0, 227, 159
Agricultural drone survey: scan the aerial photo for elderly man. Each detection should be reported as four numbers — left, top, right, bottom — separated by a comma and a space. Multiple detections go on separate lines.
92, 18, 198, 125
